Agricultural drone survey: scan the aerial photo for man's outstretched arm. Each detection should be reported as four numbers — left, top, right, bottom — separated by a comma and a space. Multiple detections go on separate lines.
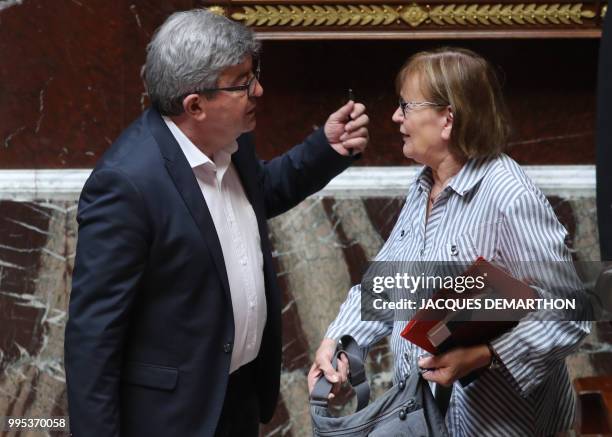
255, 101, 369, 218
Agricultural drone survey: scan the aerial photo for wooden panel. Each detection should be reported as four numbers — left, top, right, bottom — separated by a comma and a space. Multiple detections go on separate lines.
574, 375, 612, 434
254, 39, 597, 166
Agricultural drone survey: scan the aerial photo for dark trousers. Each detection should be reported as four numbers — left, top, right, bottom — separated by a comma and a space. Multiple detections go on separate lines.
214, 360, 260, 437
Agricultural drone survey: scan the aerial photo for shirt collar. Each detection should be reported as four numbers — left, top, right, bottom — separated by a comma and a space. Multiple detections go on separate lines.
415, 156, 493, 197
162, 116, 238, 170
416, 166, 434, 193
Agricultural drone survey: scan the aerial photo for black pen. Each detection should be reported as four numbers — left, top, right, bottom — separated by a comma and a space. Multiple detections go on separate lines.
347, 88, 355, 156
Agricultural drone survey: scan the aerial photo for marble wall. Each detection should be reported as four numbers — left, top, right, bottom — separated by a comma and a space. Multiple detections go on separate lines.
0, 200, 75, 437
0, 192, 607, 436
0, 1, 600, 169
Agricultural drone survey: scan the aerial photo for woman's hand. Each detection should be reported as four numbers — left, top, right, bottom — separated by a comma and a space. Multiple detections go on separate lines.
308, 338, 350, 399
418, 345, 492, 386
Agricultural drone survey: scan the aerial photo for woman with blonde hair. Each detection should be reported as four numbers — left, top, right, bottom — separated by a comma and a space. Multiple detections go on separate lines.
309, 47, 589, 435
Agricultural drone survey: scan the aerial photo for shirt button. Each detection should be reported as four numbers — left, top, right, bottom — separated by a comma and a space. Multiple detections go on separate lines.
223, 342, 233, 354
241, 258, 247, 265
420, 248, 425, 256
450, 245, 459, 256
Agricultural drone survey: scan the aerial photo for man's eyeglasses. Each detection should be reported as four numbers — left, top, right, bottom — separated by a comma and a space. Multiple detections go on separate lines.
398, 97, 447, 117
192, 60, 261, 98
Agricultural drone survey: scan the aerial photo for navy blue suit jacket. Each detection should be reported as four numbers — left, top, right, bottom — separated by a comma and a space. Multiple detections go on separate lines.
64, 108, 353, 436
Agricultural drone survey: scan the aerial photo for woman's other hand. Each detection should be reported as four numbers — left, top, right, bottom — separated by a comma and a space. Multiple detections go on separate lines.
418, 344, 492, 387
308, 338, 350, 399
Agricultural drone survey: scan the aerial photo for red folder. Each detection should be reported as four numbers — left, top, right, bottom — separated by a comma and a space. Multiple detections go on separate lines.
400, 257, 537, 354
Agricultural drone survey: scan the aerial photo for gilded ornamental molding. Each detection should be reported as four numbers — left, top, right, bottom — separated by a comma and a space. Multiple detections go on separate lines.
207, 3, 602, 28
207, 6, 227, 16
425, 3, 595, 26
231, 5, 398, 27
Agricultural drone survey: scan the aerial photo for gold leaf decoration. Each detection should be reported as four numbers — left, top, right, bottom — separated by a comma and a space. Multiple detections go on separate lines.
229, 3, 599, 27
399, 3, 428, 27
429, 2, 595, 26
231, 4, 399, 26
206, 6, 226, 17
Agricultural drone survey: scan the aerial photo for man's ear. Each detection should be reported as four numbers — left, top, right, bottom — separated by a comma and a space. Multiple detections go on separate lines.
441, 107, 453, 141
182, 94, 207, 122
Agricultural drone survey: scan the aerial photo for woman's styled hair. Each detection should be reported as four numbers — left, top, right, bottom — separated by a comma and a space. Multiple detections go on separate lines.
396, 47, 511, 158
144, 9, 261, 116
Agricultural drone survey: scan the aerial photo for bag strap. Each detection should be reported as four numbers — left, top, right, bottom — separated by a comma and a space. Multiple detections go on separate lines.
310, 335, 371, 412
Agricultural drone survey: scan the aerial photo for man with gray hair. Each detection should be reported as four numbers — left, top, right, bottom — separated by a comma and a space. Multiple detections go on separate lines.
64, 9, 369, 437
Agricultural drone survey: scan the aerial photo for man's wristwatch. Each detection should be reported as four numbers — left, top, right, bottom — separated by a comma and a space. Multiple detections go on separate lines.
486, 343, 502, 370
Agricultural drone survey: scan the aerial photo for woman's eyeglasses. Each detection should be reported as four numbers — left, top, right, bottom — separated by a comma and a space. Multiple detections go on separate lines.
399, 97, 447, 117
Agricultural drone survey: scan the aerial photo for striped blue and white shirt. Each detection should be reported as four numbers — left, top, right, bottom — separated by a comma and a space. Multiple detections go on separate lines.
326, 154, 590, 436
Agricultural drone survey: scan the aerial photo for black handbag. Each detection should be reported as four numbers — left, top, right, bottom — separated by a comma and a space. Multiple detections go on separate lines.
310, 335, 449, 437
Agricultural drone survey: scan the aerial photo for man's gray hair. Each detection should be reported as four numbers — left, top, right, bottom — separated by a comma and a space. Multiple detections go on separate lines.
144, 9, 261, 116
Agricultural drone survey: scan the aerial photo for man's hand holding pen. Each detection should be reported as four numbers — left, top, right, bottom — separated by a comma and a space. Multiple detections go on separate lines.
324, 91, 369, 157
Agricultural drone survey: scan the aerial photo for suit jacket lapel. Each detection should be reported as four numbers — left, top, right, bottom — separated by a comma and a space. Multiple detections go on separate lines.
146, 109, 232, 301
231, 136, 261, 217
232, 136, 278, 309
232, 135, 269, 253
232, 136, 282, 370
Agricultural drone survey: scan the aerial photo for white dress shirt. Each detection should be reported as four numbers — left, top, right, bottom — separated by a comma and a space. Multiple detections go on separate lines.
163, 117, 266, 374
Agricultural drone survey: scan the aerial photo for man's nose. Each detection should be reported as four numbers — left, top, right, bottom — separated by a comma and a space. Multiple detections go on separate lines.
253, 79, 264, 97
